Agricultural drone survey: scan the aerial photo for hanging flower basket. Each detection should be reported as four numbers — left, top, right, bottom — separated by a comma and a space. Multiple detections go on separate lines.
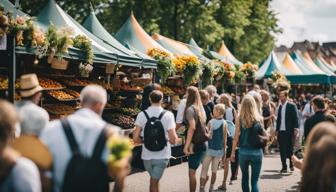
50, 57, 69, 70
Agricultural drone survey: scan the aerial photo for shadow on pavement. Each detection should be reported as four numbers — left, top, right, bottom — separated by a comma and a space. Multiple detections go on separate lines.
260, 170, 293, 179
285, 182, 300, 192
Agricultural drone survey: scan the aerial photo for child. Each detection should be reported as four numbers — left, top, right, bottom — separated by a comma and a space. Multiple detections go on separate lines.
200, 104, 228, 192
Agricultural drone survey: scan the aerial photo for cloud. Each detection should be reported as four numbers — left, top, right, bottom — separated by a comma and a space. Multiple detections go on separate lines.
270, 0, 336, 46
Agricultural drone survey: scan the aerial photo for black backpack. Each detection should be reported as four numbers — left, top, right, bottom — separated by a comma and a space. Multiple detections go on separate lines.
61, 119, 109, 192
143, 110, 167, 151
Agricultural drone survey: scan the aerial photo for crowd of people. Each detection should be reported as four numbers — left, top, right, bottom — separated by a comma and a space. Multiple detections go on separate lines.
0, 73, 336, 192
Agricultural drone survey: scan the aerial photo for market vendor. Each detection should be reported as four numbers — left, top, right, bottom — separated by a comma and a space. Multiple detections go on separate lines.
140, 83, 161, 111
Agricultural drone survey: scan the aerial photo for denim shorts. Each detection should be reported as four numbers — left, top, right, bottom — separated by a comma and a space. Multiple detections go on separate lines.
188, 150, 205, 170
143, 159, 169, 180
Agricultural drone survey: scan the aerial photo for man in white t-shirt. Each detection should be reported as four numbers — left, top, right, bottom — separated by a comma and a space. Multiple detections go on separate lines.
133, 90, 178, 192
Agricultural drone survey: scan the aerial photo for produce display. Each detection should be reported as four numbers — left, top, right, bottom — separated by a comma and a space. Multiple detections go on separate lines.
62, 79, 91, 87
38, 77, 64, 89
120, 108, 141, 116
105, 114, 135, 129
161, 86, 175, 96
47, 90, 77, 101
44, 104, 75, 115
65, 89, 80, 98
0, 76, 20, 89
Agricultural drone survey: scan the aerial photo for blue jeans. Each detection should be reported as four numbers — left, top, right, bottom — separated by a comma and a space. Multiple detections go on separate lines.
239, 147, 263, 192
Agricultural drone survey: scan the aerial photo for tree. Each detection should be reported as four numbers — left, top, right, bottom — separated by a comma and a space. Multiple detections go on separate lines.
233, 0, 282, 64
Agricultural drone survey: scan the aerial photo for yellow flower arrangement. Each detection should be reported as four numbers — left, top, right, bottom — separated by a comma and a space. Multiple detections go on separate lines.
147, 48, 170, 58
107, 134, 133, 172
32, 27, 45, 47
239, 62, 258, 77
174, 56, 202, 85
147, 48, 174, 83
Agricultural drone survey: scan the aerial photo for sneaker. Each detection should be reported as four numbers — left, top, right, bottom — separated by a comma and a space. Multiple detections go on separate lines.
280, 168, 288, 173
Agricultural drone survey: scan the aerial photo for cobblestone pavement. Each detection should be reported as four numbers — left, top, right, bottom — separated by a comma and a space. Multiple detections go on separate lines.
121, 153, 301, 192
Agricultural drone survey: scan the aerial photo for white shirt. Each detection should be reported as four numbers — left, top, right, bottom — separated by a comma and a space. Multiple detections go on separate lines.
225, 107, 235, 122
135, 106, 176, 160
280, 101, 288, 131
0, 157, 41, 192
176, 99, 186, 124
40, 108, 115, 192
303, 102, 314, 119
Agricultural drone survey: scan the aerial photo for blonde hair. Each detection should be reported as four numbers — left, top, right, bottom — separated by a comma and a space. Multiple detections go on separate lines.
239, 95, 263, 128
214, 103, 225, 116
218, 94, 233, 108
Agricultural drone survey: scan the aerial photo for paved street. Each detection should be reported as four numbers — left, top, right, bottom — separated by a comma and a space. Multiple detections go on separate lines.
121, 153, 301, 192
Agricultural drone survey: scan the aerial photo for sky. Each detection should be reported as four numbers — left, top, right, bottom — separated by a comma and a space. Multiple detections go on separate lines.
270, 0, 336, 47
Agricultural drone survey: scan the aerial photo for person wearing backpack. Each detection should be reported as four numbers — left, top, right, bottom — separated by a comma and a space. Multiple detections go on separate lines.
183, 86, 208, 192
40, 85, 127, 192
133, 90, 178, 192
199, 104, 227, 192
230, 95, 266, 192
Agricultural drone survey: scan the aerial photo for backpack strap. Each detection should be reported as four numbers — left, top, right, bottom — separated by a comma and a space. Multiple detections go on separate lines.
92, 125, 109, 160
143, 111, 150, 121
61, 119, 80, 155
158, 110, 167, 120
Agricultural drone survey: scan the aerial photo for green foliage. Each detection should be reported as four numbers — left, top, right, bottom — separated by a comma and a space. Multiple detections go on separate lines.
202, 61, 215, 87
73, 35, 94, 64
20, 0, 281, 64
155, 56, 175, 83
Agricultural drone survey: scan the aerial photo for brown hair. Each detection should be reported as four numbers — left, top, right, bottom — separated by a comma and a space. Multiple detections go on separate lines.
149, 90, 163, 104
0, 100, 18, 144
311, 96, 325, 110
279, 90, 288, 97
199, 90, 209, 102
184, 86, 205, 123
301, 122, 336, 192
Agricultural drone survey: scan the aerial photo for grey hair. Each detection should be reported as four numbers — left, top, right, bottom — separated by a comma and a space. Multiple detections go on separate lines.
80, 85, 107, 106
19, 104, 49, 136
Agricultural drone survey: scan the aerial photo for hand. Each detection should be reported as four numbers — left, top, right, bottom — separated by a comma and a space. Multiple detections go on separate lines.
291, 155, 303, 170
230, 154, 235, 162
183, 145, 191, 155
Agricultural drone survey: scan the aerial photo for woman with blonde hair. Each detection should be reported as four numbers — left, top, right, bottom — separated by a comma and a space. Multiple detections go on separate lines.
231, 95, 265, 192
183, 86, 207, 192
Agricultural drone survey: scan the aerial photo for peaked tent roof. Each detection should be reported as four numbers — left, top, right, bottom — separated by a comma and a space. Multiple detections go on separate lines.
152, 33, 195, 57
0, 0, 27, 17
115, 13, 173, 57
36, 0, 142, 66
218, 41, 242, 65
82, 11, 156, 69
291, 51, 324, 75
187, 38, 209, 60
280, 53, 303, 74
317, 54, 336, 72
303, 52, 334, 76
256, 51, 289, 79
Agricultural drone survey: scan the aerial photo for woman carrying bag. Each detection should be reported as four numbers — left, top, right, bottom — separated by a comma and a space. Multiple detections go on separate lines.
183, 86, 208, 192
231, 95, 268, 192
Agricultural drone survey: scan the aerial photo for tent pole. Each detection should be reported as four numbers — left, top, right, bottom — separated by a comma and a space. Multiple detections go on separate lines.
7, 34, 16, 103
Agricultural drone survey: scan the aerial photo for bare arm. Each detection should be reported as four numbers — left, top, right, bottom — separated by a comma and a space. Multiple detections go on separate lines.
223, 122, 227, 157
183, 119, 196, 155
168, 128, 178, 145
132, 126, 142, 144
231, 119, 241, 161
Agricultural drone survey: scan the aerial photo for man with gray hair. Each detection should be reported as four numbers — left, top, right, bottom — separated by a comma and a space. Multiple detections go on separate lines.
40, 85, 127, 192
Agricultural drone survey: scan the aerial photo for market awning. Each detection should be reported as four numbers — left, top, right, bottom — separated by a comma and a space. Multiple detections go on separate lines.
217, 41, 242, 66
35, 0, 142, 66
0, 0, 27, 17
257, 51, 291, 79
277, 52, 303, 74
317, 54, 336, 72
291, 51, 324, 75
115, 13, 173, 57
152, 33, 195, 57
82, 10, 157, 69
188, 38, 211, 61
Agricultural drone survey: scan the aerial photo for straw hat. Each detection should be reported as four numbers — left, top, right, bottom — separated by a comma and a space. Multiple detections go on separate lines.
20, 74, 43, 98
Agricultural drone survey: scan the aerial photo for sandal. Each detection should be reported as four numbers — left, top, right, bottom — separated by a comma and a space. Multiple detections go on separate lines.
217, 185, 227, 191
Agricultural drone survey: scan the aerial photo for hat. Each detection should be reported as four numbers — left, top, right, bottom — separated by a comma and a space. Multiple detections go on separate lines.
20, 74, 43, 98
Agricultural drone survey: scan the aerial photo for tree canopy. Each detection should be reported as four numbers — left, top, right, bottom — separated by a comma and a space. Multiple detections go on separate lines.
17, 0, 281, 64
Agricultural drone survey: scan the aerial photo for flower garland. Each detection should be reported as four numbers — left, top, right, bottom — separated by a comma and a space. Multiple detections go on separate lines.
147, 48, 174, 83
0, 7, 11, 37
73, 35, 94, 64
239, 62, 258, 78
45, 24, 73, 59
222, 62, 235, 82
202, 61, 215, 86
173, 56, 202, 85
